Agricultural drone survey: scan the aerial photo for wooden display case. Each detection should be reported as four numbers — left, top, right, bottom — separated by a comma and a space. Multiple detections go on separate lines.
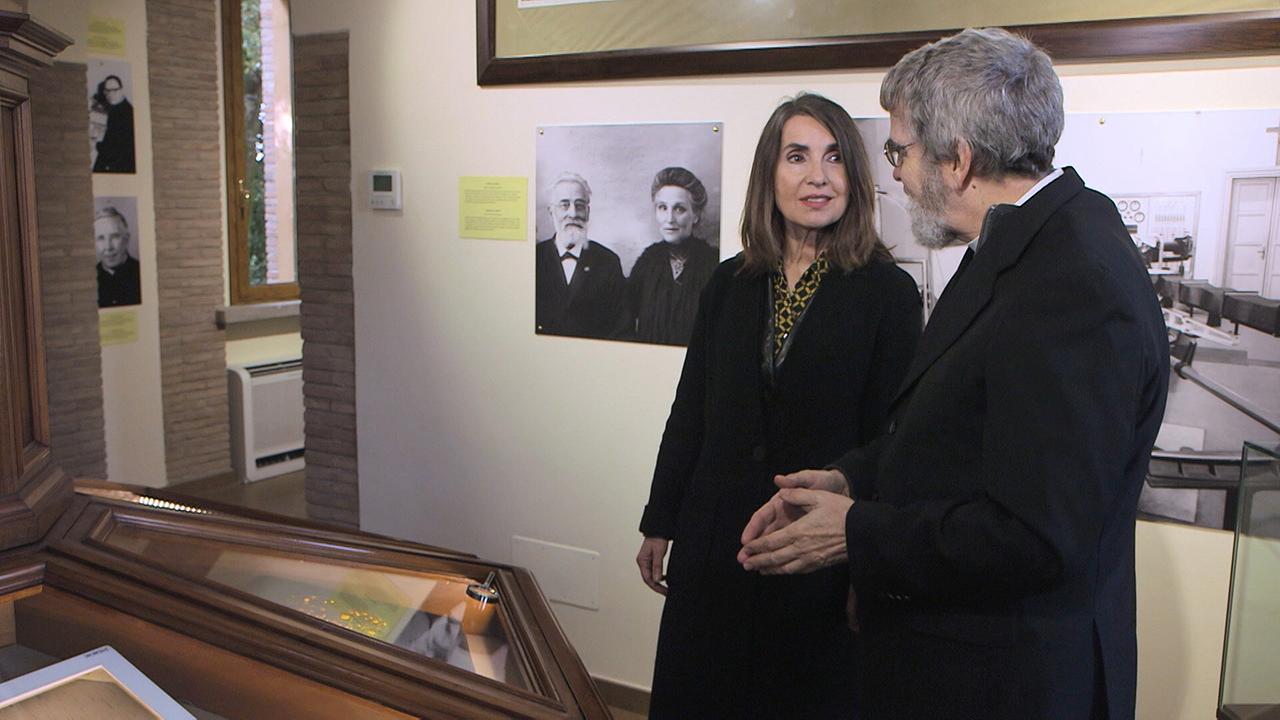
2, 482, 608, 718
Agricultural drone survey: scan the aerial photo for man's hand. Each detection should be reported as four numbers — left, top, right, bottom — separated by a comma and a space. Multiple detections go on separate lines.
737, 488, 853, 575
636, 536, 670, 595
774, 468, 850, 496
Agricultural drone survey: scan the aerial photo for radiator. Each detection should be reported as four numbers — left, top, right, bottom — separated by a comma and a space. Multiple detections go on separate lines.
228, 358, 305, 483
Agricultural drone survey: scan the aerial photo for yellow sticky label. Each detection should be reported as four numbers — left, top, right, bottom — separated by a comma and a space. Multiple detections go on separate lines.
99, 308, 138, 346
87, 16, 127, 57
459, 176, 527, 241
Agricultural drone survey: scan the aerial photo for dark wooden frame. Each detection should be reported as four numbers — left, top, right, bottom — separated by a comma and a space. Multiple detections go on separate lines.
476, 1, 1280, 86
23, 485, 609, 719
220, 0, 299, 304
0, 12, 73, 553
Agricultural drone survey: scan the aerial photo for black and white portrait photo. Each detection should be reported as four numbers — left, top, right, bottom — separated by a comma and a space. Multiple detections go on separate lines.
535, 122, 723, 346
94, 196, 141, 308
88, 59, 136, 174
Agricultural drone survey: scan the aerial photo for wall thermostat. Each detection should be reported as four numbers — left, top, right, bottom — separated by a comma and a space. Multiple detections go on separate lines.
369, 170, 402, 210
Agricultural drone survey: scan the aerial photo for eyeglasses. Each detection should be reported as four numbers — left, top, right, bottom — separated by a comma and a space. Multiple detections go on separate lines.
883, 139, 916, 169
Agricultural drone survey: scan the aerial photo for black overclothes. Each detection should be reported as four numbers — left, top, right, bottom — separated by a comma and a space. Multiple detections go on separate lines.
835, 168, 1169, 720
641, 254, 922, 719
629, 237, 719, 346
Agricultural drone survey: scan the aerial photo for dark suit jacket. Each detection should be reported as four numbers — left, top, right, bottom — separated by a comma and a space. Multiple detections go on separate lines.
642, 255, 921, 718
97, 256, 141, 308
535, 237, 628, 340
833, 168, 1169, 720
94, 99, 135, 174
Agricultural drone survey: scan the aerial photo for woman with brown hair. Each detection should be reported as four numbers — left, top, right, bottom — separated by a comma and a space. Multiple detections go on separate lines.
636, 93, 921, 718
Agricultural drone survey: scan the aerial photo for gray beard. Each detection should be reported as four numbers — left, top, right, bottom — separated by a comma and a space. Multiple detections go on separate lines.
560, 225, 587, 249
909, 167, 968, 250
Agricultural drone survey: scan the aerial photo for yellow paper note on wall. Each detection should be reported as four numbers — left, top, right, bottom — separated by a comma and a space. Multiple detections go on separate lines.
99, 309, 138, 346
87, 16, 127, 57
459, 177, 527, 241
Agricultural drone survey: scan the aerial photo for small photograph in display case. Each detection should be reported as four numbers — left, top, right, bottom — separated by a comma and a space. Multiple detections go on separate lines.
0, 645, 193, 719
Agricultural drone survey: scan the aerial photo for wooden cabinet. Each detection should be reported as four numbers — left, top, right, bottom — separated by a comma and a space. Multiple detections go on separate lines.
0, 11, 71, 555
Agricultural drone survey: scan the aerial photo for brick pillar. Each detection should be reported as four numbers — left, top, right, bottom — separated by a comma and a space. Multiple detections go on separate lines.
295, 32, 357, 528
147, 0, 231, 483
30, 62, 107, 479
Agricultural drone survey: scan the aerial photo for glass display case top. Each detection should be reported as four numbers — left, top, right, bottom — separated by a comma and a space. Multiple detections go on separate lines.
100, 521, 530, 691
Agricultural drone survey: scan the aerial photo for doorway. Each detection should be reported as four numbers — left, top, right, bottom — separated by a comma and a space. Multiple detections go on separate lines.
1224, 173, 1280, 297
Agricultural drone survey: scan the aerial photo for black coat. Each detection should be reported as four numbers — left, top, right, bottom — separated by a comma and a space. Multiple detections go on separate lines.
535, 237, 628, 340
834, 168, 1169, 720
94, 99, 135, 174
642, 254, 922, 719
97, 256, 141, 308
629, 237, 719, 346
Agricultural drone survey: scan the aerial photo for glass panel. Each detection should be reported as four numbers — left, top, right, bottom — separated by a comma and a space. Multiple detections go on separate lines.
241, 0, 295, 287
1219, 442, 1280, 719
101, 522, 530, 690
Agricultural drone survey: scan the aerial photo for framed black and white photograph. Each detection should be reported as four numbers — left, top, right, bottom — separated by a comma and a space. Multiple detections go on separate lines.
87, 58, 136, 174
535, 121, 723, 346
94, 196, 141, 308
477, 0, 1280, 85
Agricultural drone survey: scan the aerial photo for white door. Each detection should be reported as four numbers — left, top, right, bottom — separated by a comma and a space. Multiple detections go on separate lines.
1224, 177, 1280, 296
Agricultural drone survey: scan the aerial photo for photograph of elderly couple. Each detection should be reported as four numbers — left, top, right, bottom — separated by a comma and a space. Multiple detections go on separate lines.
534, 122, 722, 346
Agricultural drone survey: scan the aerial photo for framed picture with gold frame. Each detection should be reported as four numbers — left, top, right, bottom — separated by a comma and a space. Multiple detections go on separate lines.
476, 0, 1280, 85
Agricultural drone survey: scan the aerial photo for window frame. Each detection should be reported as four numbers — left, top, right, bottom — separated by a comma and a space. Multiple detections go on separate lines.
220, 0, 299, 305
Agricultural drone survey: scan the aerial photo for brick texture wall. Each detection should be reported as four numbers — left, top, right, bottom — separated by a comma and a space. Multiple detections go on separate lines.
30, 62, 107, 479
294, 32, 357, 528
147, 0, 231, 483
260, 0, 279, 281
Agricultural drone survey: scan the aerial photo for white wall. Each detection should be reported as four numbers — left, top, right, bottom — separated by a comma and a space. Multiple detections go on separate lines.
292, 0, 1278, 712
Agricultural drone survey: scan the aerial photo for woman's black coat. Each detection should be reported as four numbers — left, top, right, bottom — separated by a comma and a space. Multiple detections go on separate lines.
640, 253, 921, 718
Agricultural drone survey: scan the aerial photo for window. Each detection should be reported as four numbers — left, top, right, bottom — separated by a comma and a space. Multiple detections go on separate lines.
222, 0, 297, 303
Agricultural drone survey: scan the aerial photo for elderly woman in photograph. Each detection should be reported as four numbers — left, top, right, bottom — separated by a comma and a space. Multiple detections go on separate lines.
629, 167, 720, 345
635, 93, 922, 718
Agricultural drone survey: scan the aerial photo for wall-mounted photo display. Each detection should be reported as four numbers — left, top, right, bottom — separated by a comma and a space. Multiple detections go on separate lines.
535, 121, 723, 346
87, 58, 136, 174
94, 196, 141, 308
855, 109, 1280, 530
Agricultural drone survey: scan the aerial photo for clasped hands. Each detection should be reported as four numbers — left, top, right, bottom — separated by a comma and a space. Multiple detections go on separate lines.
737, 468, 853, 575
637, 468, 854, 596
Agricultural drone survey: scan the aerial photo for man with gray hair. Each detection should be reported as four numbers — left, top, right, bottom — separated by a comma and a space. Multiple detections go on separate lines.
95, 205, 141, 307
739, 28, 1168, 719
535, 172, 628, 340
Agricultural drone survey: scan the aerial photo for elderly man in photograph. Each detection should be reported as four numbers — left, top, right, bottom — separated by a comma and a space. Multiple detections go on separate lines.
535, 172, 628, 340
95, 206, 141, 308
738, 28, 1169, 720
